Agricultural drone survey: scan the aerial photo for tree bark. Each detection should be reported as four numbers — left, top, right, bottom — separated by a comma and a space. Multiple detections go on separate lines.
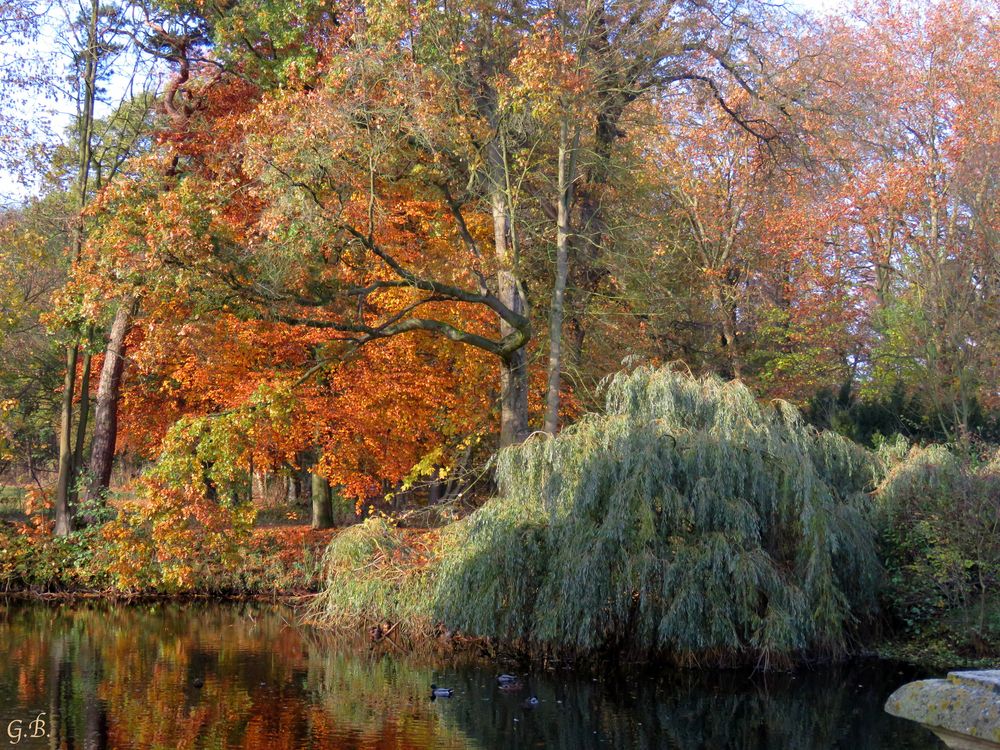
54, 342, 79, 536
71, 343, 93, 497
82, 298, 136, 511
711, 283, 742, 380
489, 135, 531, 447
311, 473, 334, 529
53, 0, 99, 536
568, 316, 585, 371
499, 354, 529, 448
544, 116, 579, 434
561, 10, 629, 391
296, 461, 310, 505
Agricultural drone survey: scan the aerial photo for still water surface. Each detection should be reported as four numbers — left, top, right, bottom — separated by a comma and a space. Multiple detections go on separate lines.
0, 601, 944, 749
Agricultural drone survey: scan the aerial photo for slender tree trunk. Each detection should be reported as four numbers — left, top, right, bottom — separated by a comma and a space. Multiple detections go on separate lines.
54, 343, 79, 536
568, 317, 585, 371
499, 355, 529, 448
296, 462, 310, 505
311, 473, 334, 529
53, 0, 99, 536
71, 342, 93, 496
544, 117, 579, 434
82, 297, 136, 511
560, 10, 630, 387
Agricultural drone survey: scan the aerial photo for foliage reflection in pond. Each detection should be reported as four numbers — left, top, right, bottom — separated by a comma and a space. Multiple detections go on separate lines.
0, 602, 941, 749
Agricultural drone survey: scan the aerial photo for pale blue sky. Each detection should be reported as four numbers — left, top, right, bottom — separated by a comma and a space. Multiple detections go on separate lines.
0, 3, 160, 204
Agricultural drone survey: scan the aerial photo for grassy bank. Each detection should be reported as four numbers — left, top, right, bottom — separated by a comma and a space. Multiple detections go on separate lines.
306, 521, 1000, 673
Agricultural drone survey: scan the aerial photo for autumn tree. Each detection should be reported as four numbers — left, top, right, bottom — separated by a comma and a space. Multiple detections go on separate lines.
50, 0, 133, 534
514, 0, 831, 428
837, 0, 999, 438
85, 0, 827, 453
53, 0, 1000, 541
731, 0, 1000, 435
0, 201, 70, 479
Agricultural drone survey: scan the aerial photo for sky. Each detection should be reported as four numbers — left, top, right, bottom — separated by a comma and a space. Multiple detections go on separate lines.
0, 0, 850, 206
0, 3, 160, 204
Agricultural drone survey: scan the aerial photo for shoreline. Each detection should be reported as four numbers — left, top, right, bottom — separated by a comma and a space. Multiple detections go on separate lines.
1, 588, 980, 675
0, 588, 319, 603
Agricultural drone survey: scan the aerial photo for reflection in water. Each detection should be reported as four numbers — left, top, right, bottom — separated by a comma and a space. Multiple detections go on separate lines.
0, 601, 943, 749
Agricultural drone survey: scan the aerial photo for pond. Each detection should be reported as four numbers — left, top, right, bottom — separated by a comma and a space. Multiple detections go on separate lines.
0, 601, 943, 749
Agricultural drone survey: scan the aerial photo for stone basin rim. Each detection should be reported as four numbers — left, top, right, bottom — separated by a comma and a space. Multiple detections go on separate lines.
885, 669, 1000, 749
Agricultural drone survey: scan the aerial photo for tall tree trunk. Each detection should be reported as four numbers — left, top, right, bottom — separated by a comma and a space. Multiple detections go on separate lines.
562, 11, 628, 389
82, 297, 136, 512
311, 473, 334, 529
489, 135, 530, 447
54, 343, 79, 536
71, 340, 93, 498
53, 0, 99, 536
295, 458, 310, 506
544, 117, 579, 434
568, 316, 585, 371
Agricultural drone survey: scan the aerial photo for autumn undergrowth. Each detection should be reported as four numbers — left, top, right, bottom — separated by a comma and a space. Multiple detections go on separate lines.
0, 519, 333, 597
874, 443, 1000, 665
311, 367, 886, 668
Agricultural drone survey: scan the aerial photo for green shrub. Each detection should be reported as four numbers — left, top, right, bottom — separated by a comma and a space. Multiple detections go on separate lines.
433, 497, 549, 643
877, 444, 1000, 649
0, 524, 112, 591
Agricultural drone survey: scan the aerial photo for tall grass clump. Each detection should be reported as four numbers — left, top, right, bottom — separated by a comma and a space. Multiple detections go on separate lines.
435, 367, 881, 665
307, 518, 438, 630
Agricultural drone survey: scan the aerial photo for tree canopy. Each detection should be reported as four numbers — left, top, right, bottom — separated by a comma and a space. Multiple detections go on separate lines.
0, 0, 996, 592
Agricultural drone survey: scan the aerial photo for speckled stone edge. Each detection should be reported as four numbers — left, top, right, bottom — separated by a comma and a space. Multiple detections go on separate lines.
885, 671, 1000, 748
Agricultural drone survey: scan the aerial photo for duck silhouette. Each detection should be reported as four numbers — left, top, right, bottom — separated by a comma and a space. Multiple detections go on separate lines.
430, 684, 454, 698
